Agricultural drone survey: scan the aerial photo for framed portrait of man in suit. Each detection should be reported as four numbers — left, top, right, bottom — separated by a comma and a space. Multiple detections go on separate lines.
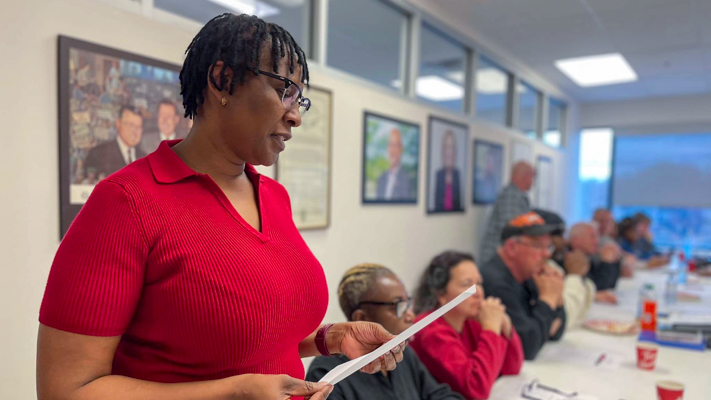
58, 36, 189, 237
362, 112, 420, 204
473, 140, 504, 205
426, 116, 469, 214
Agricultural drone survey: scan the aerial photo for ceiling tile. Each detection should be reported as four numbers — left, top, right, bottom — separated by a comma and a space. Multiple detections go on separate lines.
643, 75, 710, 97
482, 14, 613, 61
625, 48, 706, 78
416, 0, 711, 101
586, 0, 681, 14
597, 3, 700, 53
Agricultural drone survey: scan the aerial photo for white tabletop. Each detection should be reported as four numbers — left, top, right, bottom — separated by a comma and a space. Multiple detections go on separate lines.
490, 270, 711, 400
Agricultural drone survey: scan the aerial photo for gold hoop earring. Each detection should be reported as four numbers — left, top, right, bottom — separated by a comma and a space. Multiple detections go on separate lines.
221, 97, 227, 106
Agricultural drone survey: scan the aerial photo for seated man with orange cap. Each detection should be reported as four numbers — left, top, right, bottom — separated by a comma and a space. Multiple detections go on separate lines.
479, 212, 566, 360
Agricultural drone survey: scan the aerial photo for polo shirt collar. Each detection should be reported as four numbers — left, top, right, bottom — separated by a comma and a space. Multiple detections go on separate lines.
148, 139, 260, 184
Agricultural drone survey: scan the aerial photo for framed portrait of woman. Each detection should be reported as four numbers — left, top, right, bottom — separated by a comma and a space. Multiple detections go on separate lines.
426, 117, 469, 214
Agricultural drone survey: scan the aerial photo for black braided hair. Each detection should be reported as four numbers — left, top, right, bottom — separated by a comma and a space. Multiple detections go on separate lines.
179, 13, 309, 119
414, 251, 475, 314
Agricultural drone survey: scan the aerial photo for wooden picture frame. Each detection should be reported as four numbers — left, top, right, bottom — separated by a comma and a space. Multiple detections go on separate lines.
275, 86, 333, 230
58, 35, 184, 237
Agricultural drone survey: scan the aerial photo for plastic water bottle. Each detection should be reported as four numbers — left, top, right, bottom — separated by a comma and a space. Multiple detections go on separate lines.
637, 283, 655, 319
669, 252, 681, 271
665, 272, 677, 305
677, 252, 688, 285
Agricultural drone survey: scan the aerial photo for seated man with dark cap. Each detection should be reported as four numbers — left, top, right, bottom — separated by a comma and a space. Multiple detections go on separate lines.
480, 212, 566, 360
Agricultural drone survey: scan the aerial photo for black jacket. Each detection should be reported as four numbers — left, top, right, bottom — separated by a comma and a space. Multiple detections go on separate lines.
306, 348, 464, 400
85, 139, 146, 177
434, 168, 462, 211
480, 254, 566, 360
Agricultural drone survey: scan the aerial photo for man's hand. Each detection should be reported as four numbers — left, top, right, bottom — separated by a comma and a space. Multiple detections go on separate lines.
599, 242, 621, 263
564, 250, 591, 276
533, 272, 564, 310
594, 290, 618, 304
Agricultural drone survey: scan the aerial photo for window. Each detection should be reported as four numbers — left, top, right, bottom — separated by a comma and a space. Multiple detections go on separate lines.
475, 56, 509, 126
611, 132, 711, 251
327, 0, 407, 90
576, 128, 614, 222
417, 23, 467, 112
518, 81, 539, 139
544, 98, 565, 147
154, 0, 308, 47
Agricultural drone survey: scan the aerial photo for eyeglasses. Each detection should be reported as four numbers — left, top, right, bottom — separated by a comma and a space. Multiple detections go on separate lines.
516, 238, 554, 254
358, 297, 413, 319
257, 70, 311, 115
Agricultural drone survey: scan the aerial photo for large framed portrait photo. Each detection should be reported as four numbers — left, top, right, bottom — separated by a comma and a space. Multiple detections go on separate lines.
362, 112, 420, 204
472, 139, 504, 205
426, 117, 468, 214
58, 36, 189, 237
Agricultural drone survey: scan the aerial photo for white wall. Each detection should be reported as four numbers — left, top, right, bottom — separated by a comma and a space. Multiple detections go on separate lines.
0, 0, 569, 398
579, 93, 711, 129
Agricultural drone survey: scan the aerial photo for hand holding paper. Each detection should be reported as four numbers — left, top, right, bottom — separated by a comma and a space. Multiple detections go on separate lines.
335, 322, 405, 374
319, 284, 478, 385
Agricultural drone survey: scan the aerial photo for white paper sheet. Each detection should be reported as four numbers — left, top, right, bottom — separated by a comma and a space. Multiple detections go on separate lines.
319, 284, 477, 385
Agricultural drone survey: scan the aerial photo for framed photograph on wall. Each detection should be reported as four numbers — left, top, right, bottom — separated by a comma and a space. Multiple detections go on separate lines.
276, 86, 332, 230
426, 116, 468, 214
362, 112, 420, 204
535, 155, 554, 209
58, 35, 187, 237
473, 139, 504, 205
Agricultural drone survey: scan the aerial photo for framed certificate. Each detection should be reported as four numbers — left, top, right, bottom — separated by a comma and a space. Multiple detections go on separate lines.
276, 86, 333, 230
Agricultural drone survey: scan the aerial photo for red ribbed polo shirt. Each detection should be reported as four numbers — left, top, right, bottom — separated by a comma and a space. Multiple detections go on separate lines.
40, 140, 329, 383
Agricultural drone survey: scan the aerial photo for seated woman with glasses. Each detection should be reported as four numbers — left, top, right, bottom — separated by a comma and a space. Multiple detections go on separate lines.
410, 251, 524, 400
307, 263, 465, 400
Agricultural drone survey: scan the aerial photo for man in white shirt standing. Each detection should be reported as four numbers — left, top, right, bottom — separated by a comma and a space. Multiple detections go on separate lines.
85, 105, 146, 179
376, 128, 413, 201
141, 99, 184, 154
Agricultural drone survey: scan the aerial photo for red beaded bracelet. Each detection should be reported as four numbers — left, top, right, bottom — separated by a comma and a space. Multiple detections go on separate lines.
315, 323, 334, 356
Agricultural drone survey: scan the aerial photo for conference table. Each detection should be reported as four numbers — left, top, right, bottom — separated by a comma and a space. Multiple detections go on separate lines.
490, 269, 711, 400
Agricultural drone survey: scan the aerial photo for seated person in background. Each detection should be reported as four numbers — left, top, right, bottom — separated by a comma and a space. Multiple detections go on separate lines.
593, 208, 618, 246
634, 213, 670, 267
593, 209, 635, 277
568, 223, 620, 303
535, 210, 597, 328
411, 251, 523, 400
619, 217, 668, 268
479, 212, 566, 360
307, 264, 465, 400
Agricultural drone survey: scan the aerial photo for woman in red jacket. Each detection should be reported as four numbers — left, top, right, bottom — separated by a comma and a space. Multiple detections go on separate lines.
37, 14, 404, 400
410, 251, 524, 400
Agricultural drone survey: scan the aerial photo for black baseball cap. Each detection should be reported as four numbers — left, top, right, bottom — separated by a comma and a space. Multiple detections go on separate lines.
532, 208, 565, 236
501, 212, 560, 242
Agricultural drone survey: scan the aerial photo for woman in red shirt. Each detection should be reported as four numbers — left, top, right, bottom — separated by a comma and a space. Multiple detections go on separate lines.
37, 14, 404, 400
410, 251, 523, 400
